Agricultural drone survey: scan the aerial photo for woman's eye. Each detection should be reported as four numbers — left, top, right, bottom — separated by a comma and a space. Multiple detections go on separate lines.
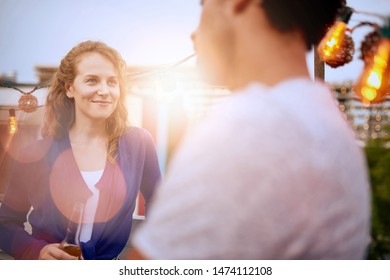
86, 79, 97, 84
108, 79, 118, 86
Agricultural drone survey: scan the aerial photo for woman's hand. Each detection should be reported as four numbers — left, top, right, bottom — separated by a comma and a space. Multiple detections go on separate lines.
38, 243, 79, 260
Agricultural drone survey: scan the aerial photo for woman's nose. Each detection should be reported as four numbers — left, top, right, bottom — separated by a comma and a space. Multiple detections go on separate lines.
98, 83, 109, 95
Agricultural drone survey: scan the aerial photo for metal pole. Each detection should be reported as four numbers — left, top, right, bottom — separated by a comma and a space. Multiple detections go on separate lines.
314, 45, 325, 80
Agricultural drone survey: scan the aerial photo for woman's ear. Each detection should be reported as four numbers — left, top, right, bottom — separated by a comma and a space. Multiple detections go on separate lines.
65, 84, 73, 98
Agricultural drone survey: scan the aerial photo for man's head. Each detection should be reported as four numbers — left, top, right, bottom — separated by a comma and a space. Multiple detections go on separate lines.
260, 0, 345, 50
192, 0, 344, 88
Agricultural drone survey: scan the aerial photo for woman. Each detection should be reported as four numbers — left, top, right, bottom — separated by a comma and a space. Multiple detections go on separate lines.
0, 41, 161, 259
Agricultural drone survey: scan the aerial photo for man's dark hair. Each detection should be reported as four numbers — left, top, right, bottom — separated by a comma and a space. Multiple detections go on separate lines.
261, 0, 346, 50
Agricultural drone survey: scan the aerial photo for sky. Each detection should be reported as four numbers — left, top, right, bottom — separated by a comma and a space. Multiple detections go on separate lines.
0, 0, 389, 84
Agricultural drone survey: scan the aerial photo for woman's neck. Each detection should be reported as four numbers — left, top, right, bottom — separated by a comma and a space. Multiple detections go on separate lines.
69, 123, 108, 146
68, 123, 109, 172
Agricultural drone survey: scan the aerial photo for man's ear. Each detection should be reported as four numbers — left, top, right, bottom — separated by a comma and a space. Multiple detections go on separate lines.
231, 0, 253, 14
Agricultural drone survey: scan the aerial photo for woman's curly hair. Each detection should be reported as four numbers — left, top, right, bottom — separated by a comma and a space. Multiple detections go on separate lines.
41, 40, 129, 163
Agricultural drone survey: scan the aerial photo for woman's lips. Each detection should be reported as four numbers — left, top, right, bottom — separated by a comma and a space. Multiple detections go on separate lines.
92, 100, 111, 104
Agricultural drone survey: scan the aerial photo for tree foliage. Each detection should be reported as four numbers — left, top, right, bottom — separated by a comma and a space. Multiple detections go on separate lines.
365, 136, 390, 259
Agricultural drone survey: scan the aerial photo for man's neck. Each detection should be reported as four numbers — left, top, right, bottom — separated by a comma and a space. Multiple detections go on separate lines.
229, 10, 310, 90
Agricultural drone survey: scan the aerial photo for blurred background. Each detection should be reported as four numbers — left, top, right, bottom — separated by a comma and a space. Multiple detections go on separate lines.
1, 0, 390, 142
1, 0, 389, 145
0, 0, 390, 259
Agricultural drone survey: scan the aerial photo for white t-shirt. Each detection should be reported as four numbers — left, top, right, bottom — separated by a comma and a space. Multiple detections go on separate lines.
132, 78, 371, 259
79, 170, 103, 243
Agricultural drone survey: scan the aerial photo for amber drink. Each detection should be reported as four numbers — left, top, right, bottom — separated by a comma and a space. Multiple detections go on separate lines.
59, 202, 84, 259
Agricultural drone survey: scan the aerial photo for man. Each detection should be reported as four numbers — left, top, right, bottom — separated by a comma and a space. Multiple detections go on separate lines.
127, 0, 371, 259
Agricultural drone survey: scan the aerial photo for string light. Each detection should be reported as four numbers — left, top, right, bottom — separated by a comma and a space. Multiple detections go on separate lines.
0, 82, 44, 112
354, 17, 390, 104
318, 7, 355, 68
126, 53, 196, 81
1, 54, 196, 132
18, 93, 38, 112
1, 54, 195, 113
8, 108, 17, 135
316, 4, 390, 105
359, 27, 381, 64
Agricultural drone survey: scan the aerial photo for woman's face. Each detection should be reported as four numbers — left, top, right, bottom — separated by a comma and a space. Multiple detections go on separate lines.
67, 52, 120, 124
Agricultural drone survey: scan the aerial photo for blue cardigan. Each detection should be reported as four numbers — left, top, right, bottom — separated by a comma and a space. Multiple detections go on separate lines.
0, 127, 161, 259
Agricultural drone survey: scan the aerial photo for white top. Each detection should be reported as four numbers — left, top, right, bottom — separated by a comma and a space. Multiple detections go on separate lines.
79, 170, 103, 243
132, 78, 371, 259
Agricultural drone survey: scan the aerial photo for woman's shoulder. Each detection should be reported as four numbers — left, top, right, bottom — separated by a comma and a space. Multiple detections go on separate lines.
121, 126, 153, 141
118, 127, 156, 157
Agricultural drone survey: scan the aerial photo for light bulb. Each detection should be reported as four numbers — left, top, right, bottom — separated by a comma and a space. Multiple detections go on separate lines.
317, 7, 354, 67
355, 18, 390, 104
18, 94, 38, 113
8, 109, 17, 135
318, 21, 347, 58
